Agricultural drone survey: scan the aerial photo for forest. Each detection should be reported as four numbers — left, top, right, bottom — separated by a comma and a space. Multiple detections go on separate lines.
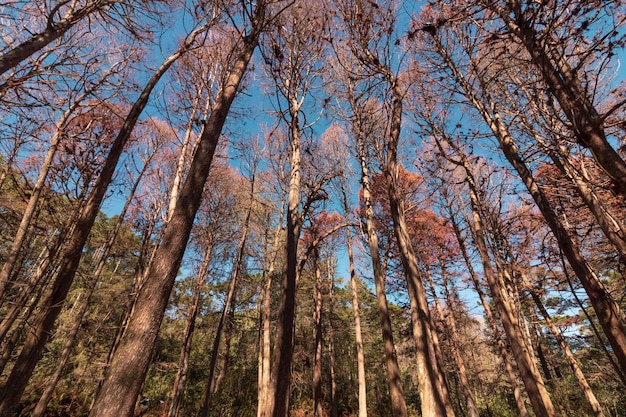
0, 0, 625, 416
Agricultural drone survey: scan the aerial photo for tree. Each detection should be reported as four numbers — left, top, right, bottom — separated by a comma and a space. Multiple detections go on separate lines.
88, 2, 270, 414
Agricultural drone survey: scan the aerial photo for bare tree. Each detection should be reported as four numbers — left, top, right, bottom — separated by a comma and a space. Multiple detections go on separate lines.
88, 2, 271, 414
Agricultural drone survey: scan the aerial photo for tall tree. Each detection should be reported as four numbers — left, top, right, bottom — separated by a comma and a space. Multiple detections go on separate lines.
88, 2, 270, 414
482, 0, 626, 197
260, 3, 330, 415
0, 25, 210, 412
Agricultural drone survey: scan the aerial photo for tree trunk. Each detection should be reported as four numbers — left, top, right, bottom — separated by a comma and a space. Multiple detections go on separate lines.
327, 257, 338, 417
488, 1, 626, 197
270, 107, 303, 417
0, 38, 195, 412
167, 241, 214, 417
523, 274, 605, 416
32, 157, 148, 417
88, 11, 264, 415
312, 251, 324, 417
258, 202, 285, 417
354, 119, 408, 417
564, 261, 626, 387
384, 77, 454, 417
338, 172, 368, 417
213, 298, 235, 397
0, 84, 100, 298
439, 182, 531, 417
439, 264, 480, 417
429, 28, 626, 384
201, 172, 253, 417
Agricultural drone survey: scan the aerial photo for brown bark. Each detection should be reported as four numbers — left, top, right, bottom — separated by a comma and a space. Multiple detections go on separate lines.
201, 197, 252, 416
258, 201, 285, 417
564, 261, 626, 387
338, 170, 368, 417
32, 156, 148, 417
439, 265, 480, 417
0, 81, 106, 298
429, 26, 626, 386
384, 75, 454, 417
433, 129, 556, 416
354, 119, 408, 417
88, 10, 264, 415
507, 76, 626, 263
327, 258, 338, 417
0, 32, 202, 415
312, 251, 324, 417
488, 1, 626, 197
167, 242, 214, 417
438, 161, 531, 417
270, 108, 303, 417
523, 273, 605, 416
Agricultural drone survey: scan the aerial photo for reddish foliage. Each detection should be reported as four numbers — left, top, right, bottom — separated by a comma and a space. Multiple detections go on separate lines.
358, 164, 458, 265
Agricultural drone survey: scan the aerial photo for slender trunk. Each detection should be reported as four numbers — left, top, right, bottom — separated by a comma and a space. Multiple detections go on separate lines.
258, 202, 285, 417
271, 108, 303, 417
312, 251, 324, 417
88, 14, 263, 416
459, 157, 556, 417
490, 2, 626, 196
509, 77, 626, 263
338, 175, 368, 417
213, 299, 235, 396
564, 260, 626, 387
201, 183, 253, 416
429, 28, 626, 381
93, 212, 158, 404
167, 91, 204, 220
440, 185, 530, 417
523, 274, 605, 416
0, 239, 60, 342
0, 35, 202, 416
384, 77, 454, 417
327, 257, 338, 417
168, 242, 214, 417
32, 159, 148, 417
0, 86, 99, 298
439, 264, 480, 417
0, 137, 21, 188
354, 122, 407, 417
436, 124, 556, 415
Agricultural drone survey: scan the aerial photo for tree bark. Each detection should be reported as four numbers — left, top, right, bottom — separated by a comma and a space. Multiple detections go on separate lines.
270, 106, 303, 417
338, 171, 368, 417
523, 273, 605, 417
0, 82, 105, 298
439, 264, 480, 417
312, 250, 324, 417
384, 76, 454, 417
258, 201, 285, 417
487, 1, 626, 197
354, 118, 408, 417
438, 136, 556, 416
32, 153, 149, 417
167, 241, 214, 417
327, 257, 338, 417
438, 165, 531, 417
201, 196, 252, 416
88, 10, 264, 415
0, 33, 202, 414
429, 27, 626, 384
